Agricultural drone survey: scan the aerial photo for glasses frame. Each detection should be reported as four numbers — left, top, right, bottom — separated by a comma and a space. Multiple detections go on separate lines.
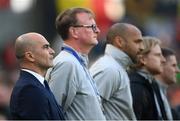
72, 24, 98, 33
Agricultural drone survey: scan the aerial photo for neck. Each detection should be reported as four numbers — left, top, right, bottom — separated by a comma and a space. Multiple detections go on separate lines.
155, 75, 169, 87
155, 75, 167, 86
64, 40, 92, 55
154, 74, 165, 84
155, 74, 161, 80
20, 64, 46, 77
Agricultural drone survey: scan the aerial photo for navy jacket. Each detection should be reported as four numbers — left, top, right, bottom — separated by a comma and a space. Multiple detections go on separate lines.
10, 71, 65, 120
129, 71, 160, 120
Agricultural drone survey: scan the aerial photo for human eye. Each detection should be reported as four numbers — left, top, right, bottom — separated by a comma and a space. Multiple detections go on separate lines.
135, 39, 142, 44
43, 44, 50, 49
172, 63, 177, 67
154, 53, 161, 57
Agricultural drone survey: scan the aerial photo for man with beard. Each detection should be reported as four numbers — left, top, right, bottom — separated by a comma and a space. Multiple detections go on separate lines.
90, 23, 143, 120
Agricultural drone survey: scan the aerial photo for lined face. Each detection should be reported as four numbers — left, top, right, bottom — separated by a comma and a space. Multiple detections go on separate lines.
32, 35, 55, 69
142, 44, 165, 75
73, 12, 100, 47
161, 55, 180, 85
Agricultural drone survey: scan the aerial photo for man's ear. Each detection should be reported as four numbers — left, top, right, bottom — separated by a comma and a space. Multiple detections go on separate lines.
114, 36, 124, 49
139, 54, 146, 66
24, 51, 35, 62
69, 27, 78, 39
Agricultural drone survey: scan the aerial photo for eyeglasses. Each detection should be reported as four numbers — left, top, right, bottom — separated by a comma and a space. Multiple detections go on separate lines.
72, 24, 98, 33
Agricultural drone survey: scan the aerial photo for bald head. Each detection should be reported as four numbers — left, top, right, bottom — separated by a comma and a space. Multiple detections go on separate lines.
106, 23, 143, 63
15, 32, 55, 76
106, 23, 141, 44
15, 32, 46, 59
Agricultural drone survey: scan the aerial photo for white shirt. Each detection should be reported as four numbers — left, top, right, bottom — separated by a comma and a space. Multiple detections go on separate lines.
22, 69, 45, 86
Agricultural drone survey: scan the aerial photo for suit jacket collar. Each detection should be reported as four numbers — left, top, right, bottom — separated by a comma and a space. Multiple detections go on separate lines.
19, 70, 45, 88
21, 69, 44, 86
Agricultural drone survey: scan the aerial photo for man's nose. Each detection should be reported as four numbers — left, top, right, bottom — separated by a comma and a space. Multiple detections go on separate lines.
176, 66, 180, 73
95, 26, 100, 33
139, 42, 144, 52
161, 55, 166, 63
50, 48, 55, 55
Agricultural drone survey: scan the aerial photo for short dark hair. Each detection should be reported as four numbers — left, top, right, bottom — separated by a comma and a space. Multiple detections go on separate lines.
161, 47, 175, 59
106, 23, 128, 44
55, 7, 94, 40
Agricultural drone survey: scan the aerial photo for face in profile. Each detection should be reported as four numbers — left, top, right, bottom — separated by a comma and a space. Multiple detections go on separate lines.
73, 12, 100, 47
32, 35, 55, 69
123, 27, 143, 63
161, 55, 180, 85
141, 44, 165, 75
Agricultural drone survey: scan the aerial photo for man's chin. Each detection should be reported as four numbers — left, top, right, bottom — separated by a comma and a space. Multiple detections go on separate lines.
48, 64, 54, 68
93, 40, 98, 45
90, 41, 98, 47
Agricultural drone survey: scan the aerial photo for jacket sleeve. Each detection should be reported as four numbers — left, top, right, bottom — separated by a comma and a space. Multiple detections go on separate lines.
91, 68, 119, 100
49, 61, 78, 111
130, 82, 150, 119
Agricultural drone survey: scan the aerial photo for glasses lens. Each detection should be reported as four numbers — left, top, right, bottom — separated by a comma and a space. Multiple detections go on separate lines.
92, 24, 97, 32
73, 24, 97, 32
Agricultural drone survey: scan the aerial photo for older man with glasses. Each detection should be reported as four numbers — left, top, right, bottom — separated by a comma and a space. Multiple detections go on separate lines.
46, 7, 105, 120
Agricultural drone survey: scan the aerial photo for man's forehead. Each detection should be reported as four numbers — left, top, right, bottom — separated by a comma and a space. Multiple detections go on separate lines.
76, 13, 93, 21
166, 55, 177, 63
126, 30, 142, 41
30, 36, 49, 47
150, 45, 161, 53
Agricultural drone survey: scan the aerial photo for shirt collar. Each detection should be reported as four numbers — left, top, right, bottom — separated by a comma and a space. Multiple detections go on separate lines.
137, 69, 155, 84
21, 69, 45, 86
63, 43, 89, 67
105, 44, 133, 70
